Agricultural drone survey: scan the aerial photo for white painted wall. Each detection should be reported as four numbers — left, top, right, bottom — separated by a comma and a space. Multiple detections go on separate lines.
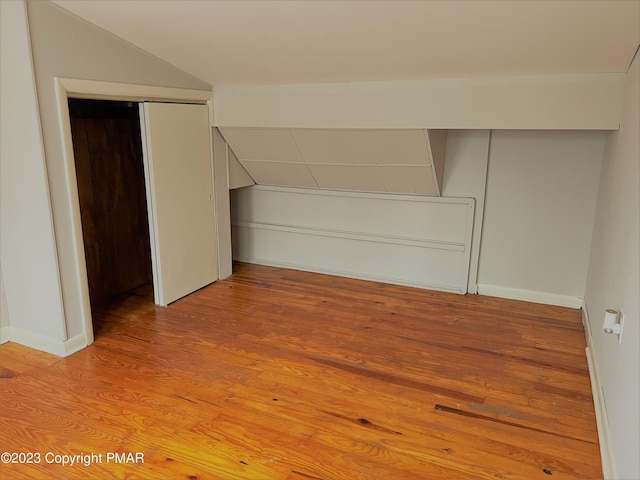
214, 74, 624, 130
0, 267, 10, 344
226, 142, 255, 190
584, 51, 639, 480
441, 130, 491, 293
478, 130, 606, 307
212, 127, 233, 279
0, 0, 67, 352
24, 0, 211, 348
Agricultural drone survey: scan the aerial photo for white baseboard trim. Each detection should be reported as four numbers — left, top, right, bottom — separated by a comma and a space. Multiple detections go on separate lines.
586, 345, 616, 480
581, 299, 593, 345
0, 325, 10, 345
8, 327, 87, 357
582, 302, 616, 480
236, 256, 466, 294
476, 284, 582, 308
62, 333, 89, 356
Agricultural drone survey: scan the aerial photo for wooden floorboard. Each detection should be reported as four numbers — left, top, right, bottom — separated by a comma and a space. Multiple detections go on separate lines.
0, 263, 602, 479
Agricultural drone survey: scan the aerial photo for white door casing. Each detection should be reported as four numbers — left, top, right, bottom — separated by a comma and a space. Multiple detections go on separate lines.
54, 78, 218, 351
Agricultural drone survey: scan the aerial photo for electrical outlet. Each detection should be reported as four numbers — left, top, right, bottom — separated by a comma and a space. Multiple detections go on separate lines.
617, 310, 625, 344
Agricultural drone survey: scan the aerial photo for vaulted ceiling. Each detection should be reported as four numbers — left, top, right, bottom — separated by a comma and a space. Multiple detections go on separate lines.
52, 0, 639, 87
49, 0, 639, 196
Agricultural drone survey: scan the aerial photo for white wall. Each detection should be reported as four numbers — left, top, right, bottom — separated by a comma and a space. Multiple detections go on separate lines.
0, 267, 10, 344
478, 130, 606, 307
0, 0, 67, 353
212, 127, 233, 279
214, 74, 624, 130
24, 0, 211, 349
584, 51, 639, 480
441, 130, 491, 293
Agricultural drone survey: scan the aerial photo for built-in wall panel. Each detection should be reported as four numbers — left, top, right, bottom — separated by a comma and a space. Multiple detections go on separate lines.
231, 186, 474, 293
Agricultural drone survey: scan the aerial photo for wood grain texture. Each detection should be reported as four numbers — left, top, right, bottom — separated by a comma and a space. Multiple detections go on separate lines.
70, 99, 152, 306
0, 263, 602, 479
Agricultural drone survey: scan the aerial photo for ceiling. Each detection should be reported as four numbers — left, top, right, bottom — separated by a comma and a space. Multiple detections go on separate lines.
52, 0, 640, 87
219, 128, 447, 195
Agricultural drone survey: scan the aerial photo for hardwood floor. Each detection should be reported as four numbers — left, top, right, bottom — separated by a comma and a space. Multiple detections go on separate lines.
0, 263, 601, 479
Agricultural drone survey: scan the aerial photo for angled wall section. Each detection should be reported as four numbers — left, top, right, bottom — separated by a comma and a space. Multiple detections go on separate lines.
0, 0, 68, 354
25, 0, 212, 352
227, 146, 255, 190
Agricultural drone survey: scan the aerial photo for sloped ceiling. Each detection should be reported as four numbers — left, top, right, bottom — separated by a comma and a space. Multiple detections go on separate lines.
49, 0, 639, 195
51, 0, 639, 87
220, 128, 447, 195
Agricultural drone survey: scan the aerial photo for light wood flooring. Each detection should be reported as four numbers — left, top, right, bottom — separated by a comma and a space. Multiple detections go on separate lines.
0, 263, 602, 479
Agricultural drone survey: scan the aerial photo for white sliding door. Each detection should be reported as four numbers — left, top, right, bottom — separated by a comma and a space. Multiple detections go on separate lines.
140, 102, 218, 306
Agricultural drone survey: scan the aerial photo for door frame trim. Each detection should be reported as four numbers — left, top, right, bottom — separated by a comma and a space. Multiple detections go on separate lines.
54, 78, 212, 348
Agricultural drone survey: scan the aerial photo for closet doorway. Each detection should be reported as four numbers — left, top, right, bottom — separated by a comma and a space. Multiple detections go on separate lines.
54, 79, 218, 349
68, 98, 219, 338
69, 99, 153, 312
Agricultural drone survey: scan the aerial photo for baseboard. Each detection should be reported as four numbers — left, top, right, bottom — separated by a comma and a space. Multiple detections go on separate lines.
62, 333, 89, 356
581, 299, 593, 346
0, 325, 10, 345
582, 302, 616, 479
476, 284, 582, 308
235, 256, 466, 294
585, 345, 616, 480
8, 327, 87, 357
